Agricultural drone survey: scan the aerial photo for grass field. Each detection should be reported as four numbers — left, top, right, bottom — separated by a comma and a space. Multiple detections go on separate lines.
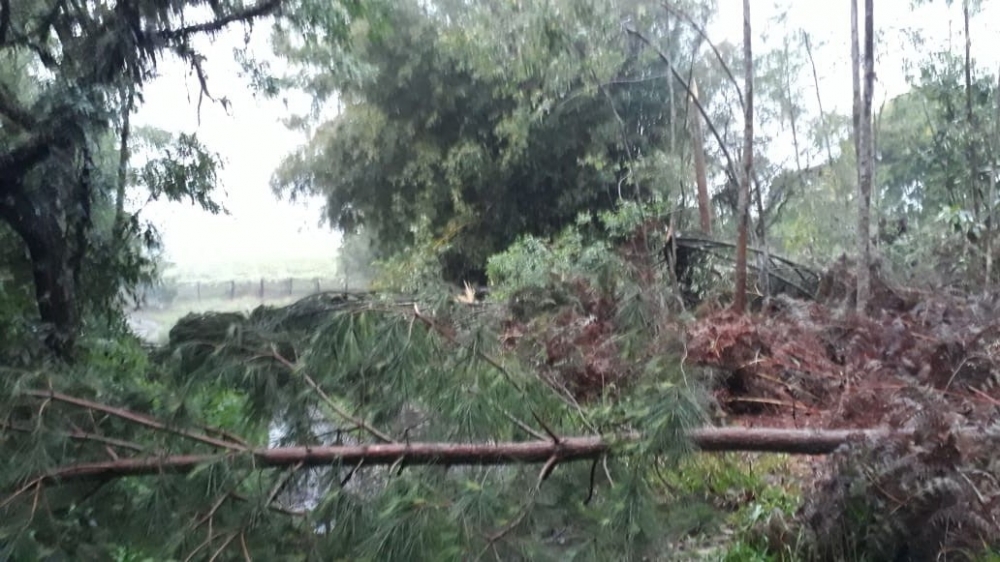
129, 253, 352, 343
162, 255, 342, 284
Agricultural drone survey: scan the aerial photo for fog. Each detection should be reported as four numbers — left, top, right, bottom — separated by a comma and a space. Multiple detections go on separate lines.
134, 1, 1000, 278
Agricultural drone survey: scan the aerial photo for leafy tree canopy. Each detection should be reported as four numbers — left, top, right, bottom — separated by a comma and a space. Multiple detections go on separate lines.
0, 0, 370, 357
271, 0, 721, 284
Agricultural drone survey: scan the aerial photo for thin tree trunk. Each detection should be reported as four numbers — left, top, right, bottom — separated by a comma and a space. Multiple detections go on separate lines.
113, 86, 134, 239
690, 77, 712, 234
964, 0, 980, 218
988, 67, 1000, 288
853, 0, 874, 315
20, 427, 915, 486
733, 0, 753, 314
784, 40, 803, 174
851, 0, 862, 176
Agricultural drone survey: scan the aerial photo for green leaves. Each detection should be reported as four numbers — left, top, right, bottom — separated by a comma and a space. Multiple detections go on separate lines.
272, 0, 691, 285
134, 131, 224, 215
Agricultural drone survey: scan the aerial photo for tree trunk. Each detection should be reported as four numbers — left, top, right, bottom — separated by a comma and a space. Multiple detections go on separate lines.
113, 86, 134, 239
0, 186, 78, 357
963, 0, 989, 287
852, 0, 874, 315
988, 67, 1000, 289
733, 0, 754, 314
25, 427, 914, 486
689, 77, 712, 234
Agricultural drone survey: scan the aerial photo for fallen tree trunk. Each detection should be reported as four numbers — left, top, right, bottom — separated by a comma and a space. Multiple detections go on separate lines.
28, 427, 895, 486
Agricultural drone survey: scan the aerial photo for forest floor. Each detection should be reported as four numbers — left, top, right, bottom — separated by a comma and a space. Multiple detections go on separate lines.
671, 259, 1000, 557
690, 261, 1000, 433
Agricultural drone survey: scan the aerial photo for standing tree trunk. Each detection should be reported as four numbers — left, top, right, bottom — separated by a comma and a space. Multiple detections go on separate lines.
964, 0, 980, 218
733, 0, 754, 315
852, 0, 875, 315
988, 67, 1000, 289
689, 77, 712, 234
962, 0, 993, 288
0, 182, 80, 357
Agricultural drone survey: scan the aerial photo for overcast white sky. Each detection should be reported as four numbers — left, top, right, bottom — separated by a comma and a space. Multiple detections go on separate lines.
134, 1, 1000, 276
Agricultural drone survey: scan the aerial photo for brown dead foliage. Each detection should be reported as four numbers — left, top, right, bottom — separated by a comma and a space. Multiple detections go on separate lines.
502, 278, 629, 401
687, 259, 1000, 431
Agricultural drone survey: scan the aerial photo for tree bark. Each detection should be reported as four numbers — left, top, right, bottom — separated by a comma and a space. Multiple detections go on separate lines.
733, 0, 753, 314
964, 0, 980, 218
23, 427, 903, 486
0, 156, 79, 357
853, 0, 874, 315
689, 77, 712, 234
988, 67, 1000, 289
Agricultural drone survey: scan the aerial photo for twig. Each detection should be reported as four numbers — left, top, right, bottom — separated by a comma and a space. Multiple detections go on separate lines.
536, 455, 559, 490
266, 461, 304, 505
0, 421, 144, 452
411, 306, 523, 392
228, 491, 307, 517
0, 477, 42, 511
625, 25, 740, 184
531, 410, 561, 444
662, 1, 744, 110
340, 459, 364, 487
269, 347, 396, 444
239, 532, 252, 562
584, 457, 598, 504
208, 532, 239, 562
22, 390, 245, 452
501, 410, 548, 441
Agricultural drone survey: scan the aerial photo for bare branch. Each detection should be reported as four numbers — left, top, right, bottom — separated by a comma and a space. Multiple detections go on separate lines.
23, 390, 248, 452
625, 25, 739, 184
663, 1, 744, 111
268, 347, 397, 444
17, 427, 905, 487
1, 421, 144, 452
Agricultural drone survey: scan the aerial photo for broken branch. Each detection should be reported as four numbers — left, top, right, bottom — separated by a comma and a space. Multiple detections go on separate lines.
20, 427, 897, 488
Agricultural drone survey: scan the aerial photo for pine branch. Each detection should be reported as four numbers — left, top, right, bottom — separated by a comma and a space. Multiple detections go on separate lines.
268, 347, 397, 444
23, 390, 248, 452
0, 421, 144, 452
17, 427, 907, 488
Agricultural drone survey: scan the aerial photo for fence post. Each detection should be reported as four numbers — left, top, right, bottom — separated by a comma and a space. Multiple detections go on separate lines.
230, 280, 235, 300
259, 278, 265, 300
314, 278, 320, 293
287, 277, 293, 295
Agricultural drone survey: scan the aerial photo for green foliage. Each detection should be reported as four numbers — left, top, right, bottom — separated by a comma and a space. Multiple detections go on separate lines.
271, 0, 711, 283
0, 279, 713, 558
486, 216, 618, 301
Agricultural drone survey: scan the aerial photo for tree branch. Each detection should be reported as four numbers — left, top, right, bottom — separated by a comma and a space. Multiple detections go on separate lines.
662, 1, 744, 111
625, 25, 739, 183
157, 0, 282, 42
23, 390, 248, 452
21, 427, 902, 487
